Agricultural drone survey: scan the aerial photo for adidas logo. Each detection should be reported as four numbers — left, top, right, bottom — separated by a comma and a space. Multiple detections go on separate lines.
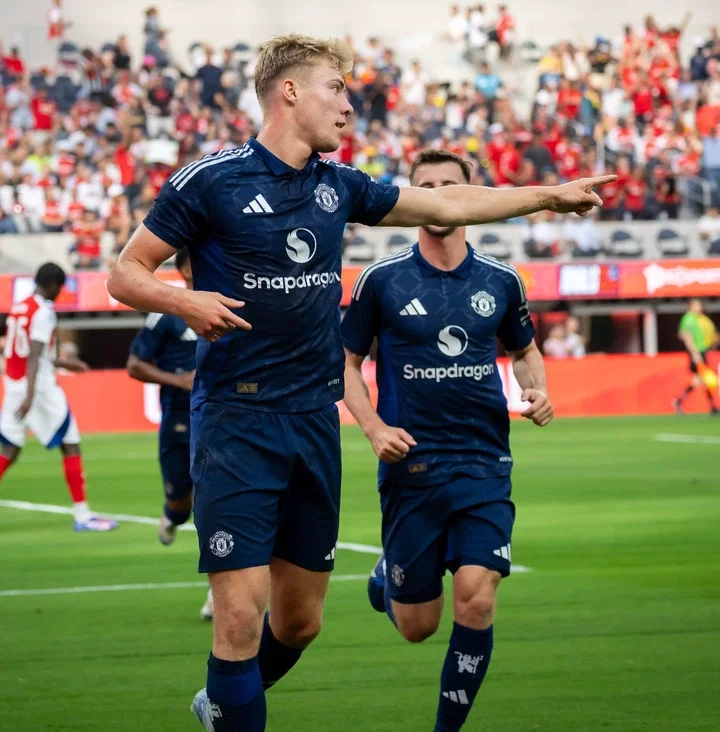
243, 194, 274, 214
442, 690, 469, 705
325, 546, 337, 561
493, 544, 511, 561
400, 298, 427, 316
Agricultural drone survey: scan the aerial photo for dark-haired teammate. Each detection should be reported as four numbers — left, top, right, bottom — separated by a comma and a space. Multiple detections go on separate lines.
342, 149, 553, 731
127, 248, 213, 619
109, 33, 612, 732
0, 262, 118, 531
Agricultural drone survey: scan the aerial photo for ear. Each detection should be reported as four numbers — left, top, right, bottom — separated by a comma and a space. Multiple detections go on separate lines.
280, 78, 299, 105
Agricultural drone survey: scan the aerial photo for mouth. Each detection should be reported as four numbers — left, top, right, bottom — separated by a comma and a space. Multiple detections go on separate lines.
335, 122, 346, 130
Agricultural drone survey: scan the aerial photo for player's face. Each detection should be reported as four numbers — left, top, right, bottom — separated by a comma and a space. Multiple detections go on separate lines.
297, 62, 353, 153
412, 161, 468, 238
178, 261, 193, 290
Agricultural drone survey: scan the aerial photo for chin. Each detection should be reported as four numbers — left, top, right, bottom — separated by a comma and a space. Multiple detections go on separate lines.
313, 131, 342, 154
422, 225, 457, 238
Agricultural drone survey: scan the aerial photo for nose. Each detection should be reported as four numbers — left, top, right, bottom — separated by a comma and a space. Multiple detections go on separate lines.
342, 97, 354, 117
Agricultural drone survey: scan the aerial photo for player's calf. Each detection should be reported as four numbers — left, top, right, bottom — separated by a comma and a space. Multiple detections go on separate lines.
393, 598, 444, 644
0, 445, 21, 481
433, 566, 501, 732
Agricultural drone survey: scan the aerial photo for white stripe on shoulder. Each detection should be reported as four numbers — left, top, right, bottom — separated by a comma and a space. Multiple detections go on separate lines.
170, 145, 253, 191
144, 313, 163, 330
169, 148, 235, 185
352, 248, 414, 300
473, 251, 527, 301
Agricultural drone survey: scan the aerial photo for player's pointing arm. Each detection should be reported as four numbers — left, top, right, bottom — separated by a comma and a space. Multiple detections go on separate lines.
378, 175, 618, 228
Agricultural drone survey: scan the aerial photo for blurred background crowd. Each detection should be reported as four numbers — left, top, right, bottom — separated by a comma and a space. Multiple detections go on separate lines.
1, 2, 720, 270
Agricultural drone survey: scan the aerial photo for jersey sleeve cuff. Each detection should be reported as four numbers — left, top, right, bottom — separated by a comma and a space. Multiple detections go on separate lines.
363, 186, 400, 227
341, 337, 369, 357
143, 215, 187, 249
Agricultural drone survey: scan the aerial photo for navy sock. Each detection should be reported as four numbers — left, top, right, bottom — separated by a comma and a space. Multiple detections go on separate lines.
434, 623, 493, 732
206, 653, 266, 732
383, 579, 397, 627
258, 613, 303, 690
164, 503, 191, 526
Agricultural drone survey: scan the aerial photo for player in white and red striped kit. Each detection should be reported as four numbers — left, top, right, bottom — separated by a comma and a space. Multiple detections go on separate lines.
0, 262, 118, 531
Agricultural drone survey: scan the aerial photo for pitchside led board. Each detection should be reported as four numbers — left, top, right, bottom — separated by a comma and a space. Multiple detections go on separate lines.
3, 258, 719, 313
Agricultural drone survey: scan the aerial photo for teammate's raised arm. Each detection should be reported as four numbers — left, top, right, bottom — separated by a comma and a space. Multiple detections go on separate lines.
378, 175, 618, 228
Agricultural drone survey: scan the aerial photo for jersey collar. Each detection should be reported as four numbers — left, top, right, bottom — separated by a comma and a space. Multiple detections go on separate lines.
412, 242, 474, 279
248, 137, 321, 176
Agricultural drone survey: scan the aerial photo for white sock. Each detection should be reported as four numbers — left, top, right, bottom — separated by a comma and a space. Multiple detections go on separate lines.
73, 501, 91, 524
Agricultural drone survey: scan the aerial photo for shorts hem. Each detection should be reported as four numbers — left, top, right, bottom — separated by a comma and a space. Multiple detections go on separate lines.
449, 556, 510, 578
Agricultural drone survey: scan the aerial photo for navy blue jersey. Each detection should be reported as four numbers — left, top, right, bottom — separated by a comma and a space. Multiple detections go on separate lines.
130, 313, 197, 414
341, 243, 535, 488
144, 139, 399, 413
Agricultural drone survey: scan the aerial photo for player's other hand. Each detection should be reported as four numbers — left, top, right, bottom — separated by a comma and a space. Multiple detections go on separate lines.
367, 424, 417, 463
15, 396, 33, 420
179, 290, 252, 342
64, 358, 90, 373
549, 176, 617, 217
520, 389, 554, 427
175, 370, 196, 392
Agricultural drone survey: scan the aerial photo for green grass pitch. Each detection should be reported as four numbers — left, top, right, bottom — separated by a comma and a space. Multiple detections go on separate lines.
0, 416, 718, 731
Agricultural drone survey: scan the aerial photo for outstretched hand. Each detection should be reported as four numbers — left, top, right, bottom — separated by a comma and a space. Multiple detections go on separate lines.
549, 175, 617, 216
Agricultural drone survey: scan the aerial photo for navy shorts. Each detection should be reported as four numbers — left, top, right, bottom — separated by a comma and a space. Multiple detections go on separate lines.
380, 476, 515, 604
191, 402, 341, 574
159, 411, 192, 502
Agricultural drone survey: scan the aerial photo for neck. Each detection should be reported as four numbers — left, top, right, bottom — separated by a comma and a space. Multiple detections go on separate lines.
256, 118, 312, 170
417, 228, 468, 271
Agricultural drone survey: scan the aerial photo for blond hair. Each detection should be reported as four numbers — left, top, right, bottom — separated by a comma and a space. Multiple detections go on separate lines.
254, 34, 354, 101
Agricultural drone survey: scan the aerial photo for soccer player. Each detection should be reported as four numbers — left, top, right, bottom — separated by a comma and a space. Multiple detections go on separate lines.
107, 35, 612, 732
673, 298, 719, 415
0, 262, 118, 532
126, 248, 213, 620
341, 149, 553, 731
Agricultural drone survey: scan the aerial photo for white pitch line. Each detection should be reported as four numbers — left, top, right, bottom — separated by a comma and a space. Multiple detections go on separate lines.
654, 433, 720, 445
0, 500, 532, 572
0, 575, 369, 599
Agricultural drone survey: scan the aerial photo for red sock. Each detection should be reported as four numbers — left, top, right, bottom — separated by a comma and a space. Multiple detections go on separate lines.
0, 455, 12, 481
63, 454, 86, 503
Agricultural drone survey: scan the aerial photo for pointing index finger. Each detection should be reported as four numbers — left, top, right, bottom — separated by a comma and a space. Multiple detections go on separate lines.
586, 174, 617, 187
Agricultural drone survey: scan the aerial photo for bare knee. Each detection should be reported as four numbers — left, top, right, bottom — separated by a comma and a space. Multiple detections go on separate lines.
272, 611, 323, 650
454, 569, 501, 630
2, 446, 21, 463
215, 600, 264, 652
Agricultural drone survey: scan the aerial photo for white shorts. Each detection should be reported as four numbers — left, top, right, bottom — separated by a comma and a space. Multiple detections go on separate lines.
0, 377, 81, 449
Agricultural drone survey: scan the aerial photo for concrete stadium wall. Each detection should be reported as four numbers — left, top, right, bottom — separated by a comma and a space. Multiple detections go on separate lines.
5, 0, 718, 69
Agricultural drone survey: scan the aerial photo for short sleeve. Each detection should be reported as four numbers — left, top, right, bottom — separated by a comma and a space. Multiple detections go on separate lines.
341, 269, 381, 356
129, 313, 168, 362
143, 176, 208, 249
29, 305, 55, 345
337, 164, 400, 226
496, 270, 535, 352
679, 313, 693, 333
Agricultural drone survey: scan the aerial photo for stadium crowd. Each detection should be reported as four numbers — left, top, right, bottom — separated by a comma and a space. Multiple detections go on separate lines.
1, 5, 720, 269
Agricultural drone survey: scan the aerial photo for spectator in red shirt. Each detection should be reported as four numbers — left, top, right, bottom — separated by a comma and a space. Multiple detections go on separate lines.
41, 188, 66, 232
71, 209, 104, 270
554, 133, 582, 180
556, 79, 582, 121
632, 81, 655, 121
598, 162, 624, 220
31, 88, 57, 132
1, 46, 25, 78
495, 4, 515, 60
624, 166, 649, 219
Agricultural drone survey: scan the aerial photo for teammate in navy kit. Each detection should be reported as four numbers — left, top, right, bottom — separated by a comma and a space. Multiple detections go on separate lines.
342, 150, 554, 732
126, 248, 213, 620
108, 33, 612, 732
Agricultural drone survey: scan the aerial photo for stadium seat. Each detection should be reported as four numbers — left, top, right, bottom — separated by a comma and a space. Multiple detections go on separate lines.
708, 237, 720, 256
606, 229, 644, 258
475, 232, 512, 260
50, 76, 80, 114
58, 41, 81, 65
656, 228, 689, 258
100, 42, 116, 54
30, 72, 49, 91
387, 233, 412, 255
344, 240, 376, 264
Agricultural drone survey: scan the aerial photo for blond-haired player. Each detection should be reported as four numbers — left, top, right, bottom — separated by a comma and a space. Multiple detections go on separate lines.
108, 34, 614, 731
